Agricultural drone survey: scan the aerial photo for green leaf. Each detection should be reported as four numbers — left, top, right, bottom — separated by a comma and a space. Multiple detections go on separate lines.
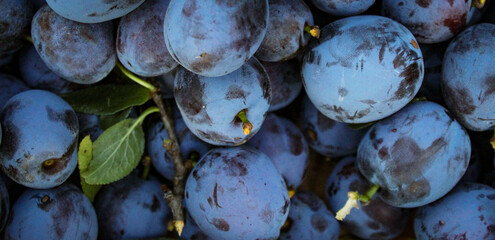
99, 108, 132, 130
77, 136, 101, 202
60, 84, 151, 115
81, 118, 145, 185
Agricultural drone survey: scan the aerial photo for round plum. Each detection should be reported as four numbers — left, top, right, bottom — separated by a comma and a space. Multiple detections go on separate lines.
247, 113, 309, 189
414, 182, 495, 240
94, 174, 171, 239
357, 101, 471, 208
3, 183, 98, 240
116, 0, 178, 77
185, 147, 290, 240
164, 0, 269, 77
382, 0, 471, 43
327, 156, 409, 239
174, 57, 271, 146
0, 90, 79, 189
309, 0, 375, 17
280, 191, 340, 240
31, 5, 116, 84
255, 0, 315, 62
441, 23, 495, 131
302, 15, 424, 123
0, 0, 33, 54
46, 0, 145, 23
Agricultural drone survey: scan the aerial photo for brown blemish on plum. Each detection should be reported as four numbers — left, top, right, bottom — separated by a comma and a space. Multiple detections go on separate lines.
211, 218, 230, 231
258, 204, 274, 224
142, 195, 160, 212
443, 13, 467, 35
46, 107, 78, 135
310, 214, 329, 233
182, 0, 197, 17
41, 138, 77, 176
442, 85, 476, 115
295, 192, 322, 211
213, 183, 222, 208
394, 62, 421, 100
415, 0, 432, 8
225, 85, 247, 100
286, 127, 303, 156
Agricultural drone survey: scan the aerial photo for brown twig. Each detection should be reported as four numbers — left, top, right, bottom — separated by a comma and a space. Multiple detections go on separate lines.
153, 91, 186, 235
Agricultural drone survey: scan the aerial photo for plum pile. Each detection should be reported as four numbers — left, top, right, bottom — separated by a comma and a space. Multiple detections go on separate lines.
0, 0, 494, 239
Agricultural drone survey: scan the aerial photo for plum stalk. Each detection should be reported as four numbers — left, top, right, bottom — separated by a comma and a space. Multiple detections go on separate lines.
117, 62, 185, 236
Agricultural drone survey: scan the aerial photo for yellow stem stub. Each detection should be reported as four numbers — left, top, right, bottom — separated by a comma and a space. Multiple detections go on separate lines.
236, 110, 253, 135
43, 159, 55, 167
304, 25, 321, 39
473, 0, 486, 8
490, 137, 495, 150
288, 189, 296, 198
335, 192, 360, 221
175, 220, 184, 236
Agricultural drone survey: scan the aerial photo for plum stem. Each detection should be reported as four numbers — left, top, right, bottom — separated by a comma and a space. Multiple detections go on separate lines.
359, 184, 379, 203
140, 156, 151, 180
236, 109, 253, 135
335, 192, 360, 221
304, 25, 320, 39
117, 62, 185, 236
335, 184, 380, 221
116, 61, 157, 92
153, 93, 186, 236
472, 0, 486, 8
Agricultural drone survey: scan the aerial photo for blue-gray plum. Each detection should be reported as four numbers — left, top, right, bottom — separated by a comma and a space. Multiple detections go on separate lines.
174, 57, 271, 146
280, 191, 340, 240
0, 0, 33, 54
302, 96, 366, 157
262, 60, 302, 112
309, 0, 375, 16
31, 5, 116, 84
255, 0, 314, 62
185, 147, 290, 240
146, 117, 210, 180
18, 45, 80, 94
326, 156, 409, 240
156, 67, 178, 100
116, 0, 178, 77
357, 101, 471, 208
247, 113, 309, 190
76, 113, 103, 142
417, 42, 448, 104
382, 0, 471, 44
94, 173, 171, 239
302, 15, 424, 123
3, 183, 98, 240
46, 0, 145, 23
182, 212, 213, 240
442, 23, 495, 131
164, 0, 269, 77
0, 176, 9, 232
414, 182, 495, 240
0, 74, 29, 108
0, 90, 79, 189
